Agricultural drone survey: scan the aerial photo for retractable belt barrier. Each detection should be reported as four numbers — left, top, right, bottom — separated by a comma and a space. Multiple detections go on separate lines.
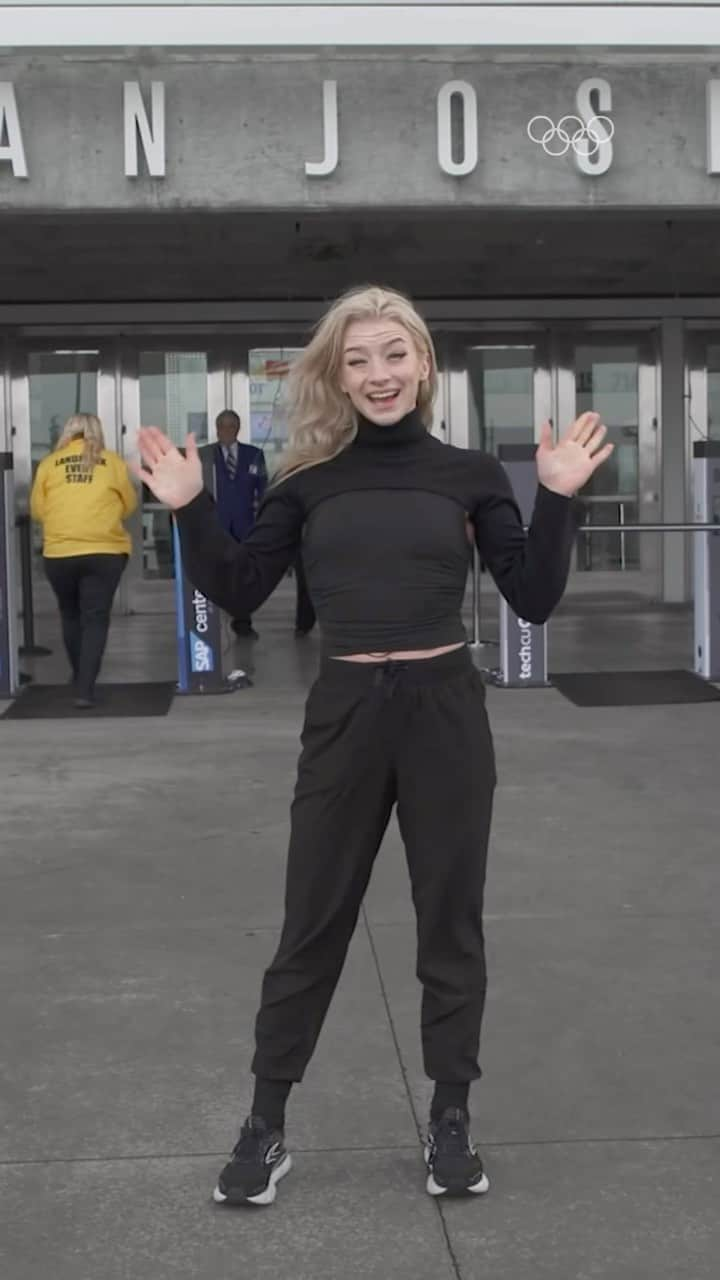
172, 518, 227, 694
0, 453, 19, 699
172, 517, 252, 695
15, 513, 52, 658
495, 444, 549, 688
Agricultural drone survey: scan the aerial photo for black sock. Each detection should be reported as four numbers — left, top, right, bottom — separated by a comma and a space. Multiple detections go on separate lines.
251, 1078, 292, 1132
430, 1082, 470, 1122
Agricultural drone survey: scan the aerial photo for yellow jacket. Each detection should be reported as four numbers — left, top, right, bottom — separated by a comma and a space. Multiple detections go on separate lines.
30, 442, 137, 558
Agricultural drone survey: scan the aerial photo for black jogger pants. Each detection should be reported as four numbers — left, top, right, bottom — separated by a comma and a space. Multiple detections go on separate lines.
252, 645, 497, 1085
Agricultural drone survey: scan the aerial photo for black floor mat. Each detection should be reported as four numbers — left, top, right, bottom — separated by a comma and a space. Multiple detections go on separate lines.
1, 682, 176, 720
550, 669, 720, 707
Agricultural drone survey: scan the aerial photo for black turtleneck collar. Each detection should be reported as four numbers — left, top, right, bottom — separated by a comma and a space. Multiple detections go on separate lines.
353, 407, 429, 448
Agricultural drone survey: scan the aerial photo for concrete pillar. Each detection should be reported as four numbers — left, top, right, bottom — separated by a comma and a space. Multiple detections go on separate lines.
661, 318, 689, 603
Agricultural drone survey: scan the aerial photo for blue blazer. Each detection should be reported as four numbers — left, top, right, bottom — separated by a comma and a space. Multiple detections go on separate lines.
200, 442, 268, 542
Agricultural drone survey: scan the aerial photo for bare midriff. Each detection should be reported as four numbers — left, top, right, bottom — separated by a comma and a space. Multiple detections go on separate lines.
332, 641, 466, 663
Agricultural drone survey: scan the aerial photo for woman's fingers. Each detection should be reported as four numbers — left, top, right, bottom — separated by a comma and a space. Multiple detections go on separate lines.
537, 420, 553, 449
137, 427, 175, 467
587, 422, 608, 454
575, 412, 603, 445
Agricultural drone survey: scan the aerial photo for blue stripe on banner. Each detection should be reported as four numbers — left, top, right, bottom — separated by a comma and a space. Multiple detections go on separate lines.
172, 518, 189, 692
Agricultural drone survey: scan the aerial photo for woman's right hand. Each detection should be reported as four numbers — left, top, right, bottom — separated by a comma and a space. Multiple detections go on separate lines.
131, 428, 204, 510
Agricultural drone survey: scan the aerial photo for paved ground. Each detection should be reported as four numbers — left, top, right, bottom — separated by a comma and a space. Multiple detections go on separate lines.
1, 579, 719, 1280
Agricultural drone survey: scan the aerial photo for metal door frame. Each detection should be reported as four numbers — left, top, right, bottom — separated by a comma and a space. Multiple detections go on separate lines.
118, 337, 229, 613
685, 328, 720, 444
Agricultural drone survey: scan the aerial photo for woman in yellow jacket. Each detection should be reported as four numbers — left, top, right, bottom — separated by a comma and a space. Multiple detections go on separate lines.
30, 413, 137, 708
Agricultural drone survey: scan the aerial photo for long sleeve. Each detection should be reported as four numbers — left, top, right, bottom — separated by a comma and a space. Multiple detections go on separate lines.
174, 481, 303, 616
30, 463, 46, 524
472, 458, 581, 624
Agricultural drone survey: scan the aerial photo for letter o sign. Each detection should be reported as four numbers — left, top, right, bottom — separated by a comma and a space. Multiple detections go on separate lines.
437, 80, 478, 177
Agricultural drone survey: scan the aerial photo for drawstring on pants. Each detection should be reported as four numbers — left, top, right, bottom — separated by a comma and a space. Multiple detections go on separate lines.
373, 660, 409, 699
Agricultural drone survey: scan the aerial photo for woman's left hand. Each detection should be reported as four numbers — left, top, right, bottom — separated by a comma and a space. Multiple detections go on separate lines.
536, 412, 614, 497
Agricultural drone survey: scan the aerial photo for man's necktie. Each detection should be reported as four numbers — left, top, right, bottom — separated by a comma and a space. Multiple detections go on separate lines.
225, 446, 237, 480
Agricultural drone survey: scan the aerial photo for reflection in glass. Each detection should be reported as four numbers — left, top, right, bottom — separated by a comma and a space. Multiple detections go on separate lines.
138, 351, 209, 579
574, 345, 640, 571
28, 350, 99, 467
249, 349, 304, 464
575, 345, 639, 499
139, 351, 209, 446
466, 347, 535, 454
28, 350, 100, 576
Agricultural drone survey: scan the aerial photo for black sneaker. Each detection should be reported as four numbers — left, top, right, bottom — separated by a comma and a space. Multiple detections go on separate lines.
213, 1116, 292, 1206
424, 1107, 489, 1197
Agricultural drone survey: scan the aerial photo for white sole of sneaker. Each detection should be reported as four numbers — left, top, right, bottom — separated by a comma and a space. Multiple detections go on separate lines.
424, 1147, 490, 1197
213, 1153, 293, 1207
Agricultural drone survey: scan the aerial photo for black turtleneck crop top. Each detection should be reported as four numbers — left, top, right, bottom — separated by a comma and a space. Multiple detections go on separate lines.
175, 410, 581, 656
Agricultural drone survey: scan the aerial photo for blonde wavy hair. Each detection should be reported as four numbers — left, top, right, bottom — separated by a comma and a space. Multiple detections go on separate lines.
275, 285, 438, 480
55, 413, 106, 473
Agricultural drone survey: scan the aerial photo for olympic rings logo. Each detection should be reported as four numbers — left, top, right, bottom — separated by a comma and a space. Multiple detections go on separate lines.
527, 115, 615, 158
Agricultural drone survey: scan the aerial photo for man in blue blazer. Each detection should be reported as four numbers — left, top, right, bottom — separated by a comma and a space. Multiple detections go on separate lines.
200, 410, 268, 637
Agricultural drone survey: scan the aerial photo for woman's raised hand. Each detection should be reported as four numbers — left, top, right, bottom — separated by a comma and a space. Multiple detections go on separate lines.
131, 428, 204, 510
535, 412, 614, 498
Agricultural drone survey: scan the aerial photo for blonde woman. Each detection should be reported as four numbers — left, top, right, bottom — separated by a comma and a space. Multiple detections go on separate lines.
30, 413, 136, 708
135, 286, 612, 1206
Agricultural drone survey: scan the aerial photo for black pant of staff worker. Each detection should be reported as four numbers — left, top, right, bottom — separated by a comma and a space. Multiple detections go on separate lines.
44, 554, 127, 707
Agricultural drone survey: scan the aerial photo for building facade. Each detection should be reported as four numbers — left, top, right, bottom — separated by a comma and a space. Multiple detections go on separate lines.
2, 2, 720, 610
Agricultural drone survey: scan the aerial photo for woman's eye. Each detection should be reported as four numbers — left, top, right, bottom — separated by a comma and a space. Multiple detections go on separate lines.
389, 352, 406, 361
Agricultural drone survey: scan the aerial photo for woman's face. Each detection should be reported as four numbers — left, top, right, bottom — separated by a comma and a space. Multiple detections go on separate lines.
339, 318, 430, 425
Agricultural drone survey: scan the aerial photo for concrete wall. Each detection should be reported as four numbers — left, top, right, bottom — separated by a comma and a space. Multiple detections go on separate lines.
2, 51, 720, 211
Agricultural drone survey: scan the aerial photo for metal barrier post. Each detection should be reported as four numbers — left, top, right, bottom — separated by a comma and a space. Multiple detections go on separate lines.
494, 444, 548, 688
16, 514, 52, 657
172, 516, 228, 694
568, 514, 720, 687
693, 442, 720, 681
171, 516, 251, 694
0, 454, 19, 697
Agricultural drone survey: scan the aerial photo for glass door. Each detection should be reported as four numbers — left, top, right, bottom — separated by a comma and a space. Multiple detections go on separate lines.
119, 333, 309, 612
556, 333, 659, 576
685, 332, 720, 442
230, 337, 306, 474
120, 343, 226, 611
449, 332, 553, 451
447, 333, 552, 643
9, 340, 117, 618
